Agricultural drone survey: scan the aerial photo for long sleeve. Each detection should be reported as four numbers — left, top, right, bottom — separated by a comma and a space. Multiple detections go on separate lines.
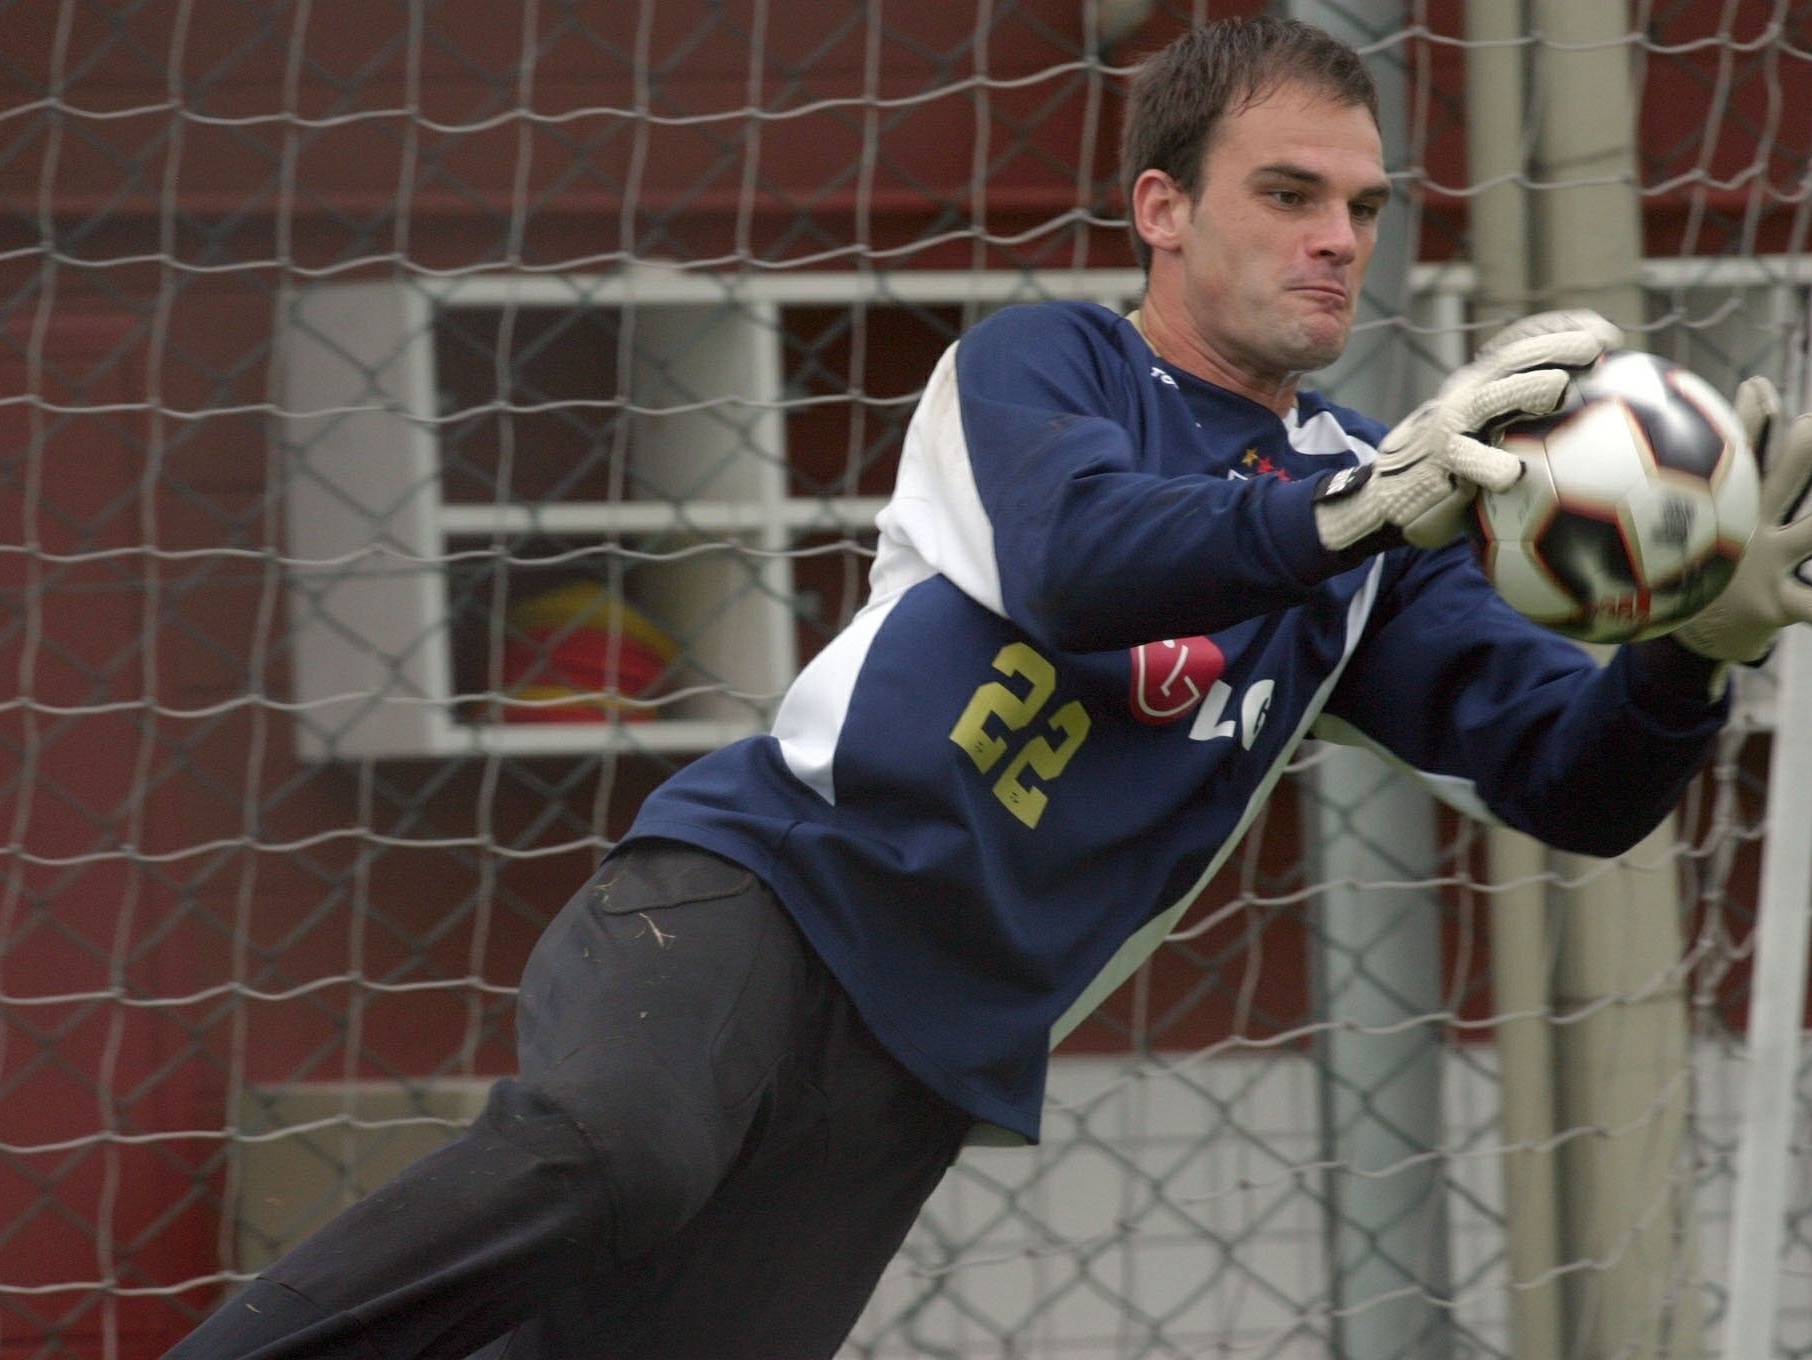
873, 301, 1370, 653
1320, 540, 1728, 857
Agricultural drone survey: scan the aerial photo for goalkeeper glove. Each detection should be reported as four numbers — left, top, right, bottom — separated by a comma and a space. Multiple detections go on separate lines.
1314, 309, 1625, 552
1673, 376, 1812, 664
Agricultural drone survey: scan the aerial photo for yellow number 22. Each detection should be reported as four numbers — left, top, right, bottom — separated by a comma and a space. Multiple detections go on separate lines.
948, 642, 1092, 829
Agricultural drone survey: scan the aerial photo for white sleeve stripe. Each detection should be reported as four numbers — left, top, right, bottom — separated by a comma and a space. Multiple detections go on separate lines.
1291, 406, 1381, 463
771, 591, 903, 805
870, 342, 1006, 614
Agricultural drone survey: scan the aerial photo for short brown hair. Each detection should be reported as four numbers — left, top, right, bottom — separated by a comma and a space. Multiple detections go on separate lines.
1118, 17, 1380, 271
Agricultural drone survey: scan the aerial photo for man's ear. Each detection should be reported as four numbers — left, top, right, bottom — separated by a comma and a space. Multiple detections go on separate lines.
1130, 168, 1190, 258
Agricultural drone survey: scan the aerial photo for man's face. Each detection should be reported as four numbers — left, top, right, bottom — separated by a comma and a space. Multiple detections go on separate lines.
1164, 82, 1389, 392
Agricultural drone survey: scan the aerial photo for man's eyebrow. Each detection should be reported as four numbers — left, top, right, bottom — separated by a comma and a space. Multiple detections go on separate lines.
1252, 162, 1393, 203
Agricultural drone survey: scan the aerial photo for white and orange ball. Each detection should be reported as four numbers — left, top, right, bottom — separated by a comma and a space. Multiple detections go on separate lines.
1467, 349, 1761, 644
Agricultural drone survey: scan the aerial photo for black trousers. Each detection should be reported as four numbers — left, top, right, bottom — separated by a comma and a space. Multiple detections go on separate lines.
165, 840, 973, 1360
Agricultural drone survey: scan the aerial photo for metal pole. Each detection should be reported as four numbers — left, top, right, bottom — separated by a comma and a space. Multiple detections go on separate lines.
1311, 755, 1452, 1360
1281, 8, 1450, 1352
1720, 338, 1812, 1360
1722, 626, 1812, 1359
1488, 828, 1568, 1360
1529, 2, 1703, 1354
1527, 0, 1645, 328
1464, 0, 1533, 329
1464, 5, 1568, 1356
1550, 829, 1703, 1360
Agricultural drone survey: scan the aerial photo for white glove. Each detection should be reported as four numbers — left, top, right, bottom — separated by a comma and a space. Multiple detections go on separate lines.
1314, 310, 1625, 552
1673, 376, 1812, 663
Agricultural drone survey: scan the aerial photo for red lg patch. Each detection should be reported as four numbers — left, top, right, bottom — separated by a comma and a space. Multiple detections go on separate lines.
1128, 636, 1225, 726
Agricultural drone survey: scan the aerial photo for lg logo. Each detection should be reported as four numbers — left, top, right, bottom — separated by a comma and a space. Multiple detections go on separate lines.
1189, 676, 1273, 748
1128, 638, 1273, 748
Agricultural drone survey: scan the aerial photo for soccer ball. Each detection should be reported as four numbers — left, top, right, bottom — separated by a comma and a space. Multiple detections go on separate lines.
1466, 349, 1761, 644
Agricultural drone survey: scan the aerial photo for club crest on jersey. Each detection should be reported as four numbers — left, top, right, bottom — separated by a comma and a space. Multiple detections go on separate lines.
1239, 446, 1292, 481
1129, 636, 1225, 725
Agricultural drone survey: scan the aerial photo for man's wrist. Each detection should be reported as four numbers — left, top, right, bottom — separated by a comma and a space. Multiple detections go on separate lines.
1627, 632, 1736, 707
1312, 465, 1406, 556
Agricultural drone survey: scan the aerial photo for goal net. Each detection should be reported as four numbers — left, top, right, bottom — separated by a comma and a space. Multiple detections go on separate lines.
2, 1, 1810, 1356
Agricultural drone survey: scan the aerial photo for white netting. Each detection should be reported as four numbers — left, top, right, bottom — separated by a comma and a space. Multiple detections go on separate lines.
2, 1, 1811, 1356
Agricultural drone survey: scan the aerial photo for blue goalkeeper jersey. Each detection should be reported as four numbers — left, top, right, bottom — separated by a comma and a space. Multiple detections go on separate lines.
627, 298, 1727, 1141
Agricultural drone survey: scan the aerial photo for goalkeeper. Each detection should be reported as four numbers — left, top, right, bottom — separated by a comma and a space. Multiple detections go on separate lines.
165, 14, 1812, 1360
